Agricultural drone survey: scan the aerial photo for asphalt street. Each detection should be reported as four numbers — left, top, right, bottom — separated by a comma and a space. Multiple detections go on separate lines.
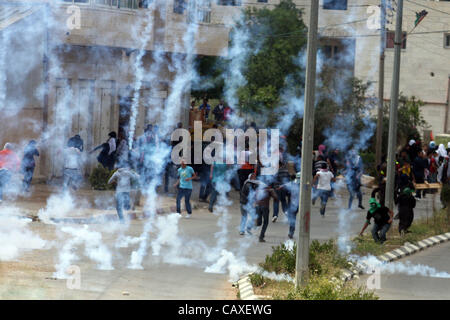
0, 181, 445, 299
356, 241, 450, 300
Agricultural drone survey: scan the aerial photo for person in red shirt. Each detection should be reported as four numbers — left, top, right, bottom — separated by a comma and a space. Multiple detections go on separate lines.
223, 104, 232, 122
0, 143, 21, 201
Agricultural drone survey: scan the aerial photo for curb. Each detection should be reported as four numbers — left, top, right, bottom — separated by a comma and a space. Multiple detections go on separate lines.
237, 274, 258, 300
237, 232, 450, 300
339, 232, 450, 282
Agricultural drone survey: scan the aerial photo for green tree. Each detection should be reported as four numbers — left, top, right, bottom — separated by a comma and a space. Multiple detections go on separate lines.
234, 0, 307, 112
378, 95, 429, 156
192, 0, 307, 108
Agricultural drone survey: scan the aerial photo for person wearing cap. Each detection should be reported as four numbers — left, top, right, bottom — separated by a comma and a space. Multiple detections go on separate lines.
395, 186, 416, 236
359, 198, 393, 243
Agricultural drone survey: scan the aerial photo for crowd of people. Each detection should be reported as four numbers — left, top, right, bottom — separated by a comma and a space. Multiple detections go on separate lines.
1, 118, 448, 243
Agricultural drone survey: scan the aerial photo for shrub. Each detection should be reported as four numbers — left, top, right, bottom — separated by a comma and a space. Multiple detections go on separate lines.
89, 165, 116, 190
260, 240, 348, 277
260, 243, 296, 275
285, 275, 378, 300
360, 152, 377, 177
441, 184, 450, 207
309, 240, 348, 276
249, 273, 265, 287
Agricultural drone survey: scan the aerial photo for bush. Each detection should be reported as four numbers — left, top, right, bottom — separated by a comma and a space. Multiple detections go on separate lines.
89, 165, 116, 190
441, 184, 450, 206
249, 273, 265, 287
285, 275, 378, 300
260, 243, 296, 275
309, 240, 348, 276
260, 240, 348, 277
360, 152, 376, 177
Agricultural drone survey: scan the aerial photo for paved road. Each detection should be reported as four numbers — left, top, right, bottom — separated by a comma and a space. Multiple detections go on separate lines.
0, 182, 444, 299
356, 241, 450, 300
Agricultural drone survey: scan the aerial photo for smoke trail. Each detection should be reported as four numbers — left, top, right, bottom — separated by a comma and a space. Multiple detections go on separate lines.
357, 255, 450, 279
127, 8, 156, 149
0, 206, 46, 261
54, 224, 113, 279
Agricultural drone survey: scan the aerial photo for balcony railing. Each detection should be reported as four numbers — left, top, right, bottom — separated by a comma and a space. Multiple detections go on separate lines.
60, 0, 143, 10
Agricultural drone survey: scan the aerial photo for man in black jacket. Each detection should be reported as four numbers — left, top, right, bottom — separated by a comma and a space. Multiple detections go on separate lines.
239, 173, 258, 235
359, 198, 394, 243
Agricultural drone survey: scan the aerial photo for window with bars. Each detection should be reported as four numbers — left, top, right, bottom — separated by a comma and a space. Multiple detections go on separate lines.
445, 34, 450, 48
386, 31, 407, 49
61, 0, 141, 9
174, 0, 186, 14
217, 0, 241, 6
187, 0, 211, 23
323, 0, 347, 10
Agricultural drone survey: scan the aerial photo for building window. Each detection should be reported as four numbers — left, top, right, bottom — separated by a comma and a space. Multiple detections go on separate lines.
188, 0, 211, 23
217, 0, 241, 6
174, 0, 186, 14
138, 0, 152, 8
386, 31, 407, 49
445, 34, 450, 48
61, 0, 89, 3
323, 0, 347, 10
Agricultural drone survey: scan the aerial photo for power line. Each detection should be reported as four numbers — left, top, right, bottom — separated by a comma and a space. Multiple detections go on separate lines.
405, 0, 450, 16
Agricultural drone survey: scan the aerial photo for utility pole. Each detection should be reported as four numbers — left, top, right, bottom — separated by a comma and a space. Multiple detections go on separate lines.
375, 0, 387, 167
295, 0, 319, 288
386, 0, 404, 211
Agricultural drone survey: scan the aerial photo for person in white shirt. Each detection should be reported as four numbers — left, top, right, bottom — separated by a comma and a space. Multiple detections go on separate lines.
312, 163, 336, 217
63, 140, 82, 191
108, 163, 140, 221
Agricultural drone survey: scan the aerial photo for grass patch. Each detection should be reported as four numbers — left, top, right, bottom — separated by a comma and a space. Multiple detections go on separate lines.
351, 208, 450, 257
251, 240, 378, 300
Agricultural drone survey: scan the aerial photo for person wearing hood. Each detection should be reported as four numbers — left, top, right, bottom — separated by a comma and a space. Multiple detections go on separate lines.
359, 198, 393, 243
395, 187, 416, 236
429, 141, 437, 153
108, 162, 140, 221
437, 144, 447, 158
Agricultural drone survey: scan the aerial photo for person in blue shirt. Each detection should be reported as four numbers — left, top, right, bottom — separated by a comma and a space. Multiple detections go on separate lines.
174, 159, 197, 217
199, 98, 211, 120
